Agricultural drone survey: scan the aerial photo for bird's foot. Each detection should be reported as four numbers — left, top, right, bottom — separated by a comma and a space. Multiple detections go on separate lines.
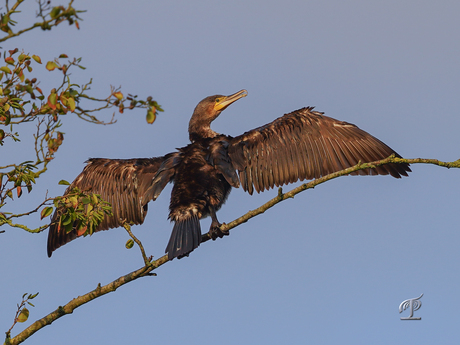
209, 222, 229, 240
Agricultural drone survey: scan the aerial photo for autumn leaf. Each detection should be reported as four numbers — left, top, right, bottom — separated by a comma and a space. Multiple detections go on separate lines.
66, 97, 76, 112
46, 61, 58, 71
113, 92, 123, 100
32, 55, 42, 64
146, 109, 156, 124
47, 93, 57, 110
0, 66, 12, 74
17, 308, 29, 323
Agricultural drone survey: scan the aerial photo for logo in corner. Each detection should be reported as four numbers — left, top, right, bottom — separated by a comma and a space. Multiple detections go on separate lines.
399, 293, 423, 320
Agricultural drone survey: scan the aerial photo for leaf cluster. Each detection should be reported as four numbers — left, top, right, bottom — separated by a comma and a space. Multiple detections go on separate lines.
0, 0, 83, 42
47, 181, 113, 238
0, 1, 163, 235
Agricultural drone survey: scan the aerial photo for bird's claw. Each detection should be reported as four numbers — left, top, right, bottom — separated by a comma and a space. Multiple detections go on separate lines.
209, 222, 229, 240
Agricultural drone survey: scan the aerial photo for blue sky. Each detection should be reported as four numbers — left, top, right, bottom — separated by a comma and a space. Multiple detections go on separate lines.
1, 1, 460, 344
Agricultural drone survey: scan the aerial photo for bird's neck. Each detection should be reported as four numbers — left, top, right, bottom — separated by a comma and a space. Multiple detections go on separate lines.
189, 118, 218, 142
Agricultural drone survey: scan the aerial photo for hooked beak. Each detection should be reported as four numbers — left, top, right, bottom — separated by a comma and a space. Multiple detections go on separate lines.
214, 89, 248, 111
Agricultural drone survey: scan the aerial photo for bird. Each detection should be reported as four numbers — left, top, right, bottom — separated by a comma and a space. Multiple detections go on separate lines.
47, 89, 411, 260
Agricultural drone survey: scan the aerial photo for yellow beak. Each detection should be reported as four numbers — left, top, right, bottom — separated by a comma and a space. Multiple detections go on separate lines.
214, 89, 248, 111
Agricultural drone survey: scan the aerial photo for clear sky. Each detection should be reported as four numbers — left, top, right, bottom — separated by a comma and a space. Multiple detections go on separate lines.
1, 1, 460, 344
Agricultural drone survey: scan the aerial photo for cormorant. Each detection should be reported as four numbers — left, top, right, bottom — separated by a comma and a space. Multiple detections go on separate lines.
47, 90, 411, 260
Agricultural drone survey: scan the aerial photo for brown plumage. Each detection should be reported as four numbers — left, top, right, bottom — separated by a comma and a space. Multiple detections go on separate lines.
47, 89, 410, 260
47, 157, 165, 256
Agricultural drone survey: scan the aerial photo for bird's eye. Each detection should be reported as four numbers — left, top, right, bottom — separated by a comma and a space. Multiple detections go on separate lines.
215, 98, 220, 103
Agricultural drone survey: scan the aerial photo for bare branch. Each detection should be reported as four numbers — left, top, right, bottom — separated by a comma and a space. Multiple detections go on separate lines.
5, 156, 460, 345
205, 156, 460, 241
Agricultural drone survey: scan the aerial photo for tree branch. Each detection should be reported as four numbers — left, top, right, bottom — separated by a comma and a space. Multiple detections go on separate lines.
0, 0, 82, 43
204, 156, 460, 241
5, 156, 460, 345
5, 256, 168, 345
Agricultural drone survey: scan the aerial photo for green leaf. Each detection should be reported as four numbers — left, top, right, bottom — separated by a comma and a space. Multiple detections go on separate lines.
62, 214, 72, 226
146, 110, 156, 124
152, 101, 164, 112
17, 308, 29, 323
86, 203, 93, 215
18, 53, 26, 62
91, 193, 98, 205
47, 93, 57, 110
64, 221, 73, 234
66, 97, 76, 112
69, 196, 78, 208
32, 55, 42, 64
46, 61, 57, 71
2, 113, 10, 125
68, 88, 78, 97
5, 57, 14, 65
125, 239, 134, 249
59, 54, 68, 59
50, 7, 61, 19
40, 206, 53, 220
58, 179, 70, 185
28, 292, 39, 299
0, 66, 12, 74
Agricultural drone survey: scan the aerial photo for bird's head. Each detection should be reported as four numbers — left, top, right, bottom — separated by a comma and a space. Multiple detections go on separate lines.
189, 89, 247, 142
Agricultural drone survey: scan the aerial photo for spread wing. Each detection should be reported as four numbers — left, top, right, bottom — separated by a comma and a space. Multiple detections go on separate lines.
228, 107, 411, 195
47, 156, 178, 256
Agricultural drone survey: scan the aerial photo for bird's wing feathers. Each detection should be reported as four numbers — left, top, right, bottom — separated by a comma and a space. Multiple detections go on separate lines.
228, 107, 411, 195
209, 139, 240, 188
47, 157, 172, 256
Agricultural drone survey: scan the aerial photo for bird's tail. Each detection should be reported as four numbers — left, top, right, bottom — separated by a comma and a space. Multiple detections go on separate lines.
166, 214, 201, 260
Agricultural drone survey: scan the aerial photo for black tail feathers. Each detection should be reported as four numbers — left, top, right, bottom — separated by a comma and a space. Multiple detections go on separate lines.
166, 214, 201, 260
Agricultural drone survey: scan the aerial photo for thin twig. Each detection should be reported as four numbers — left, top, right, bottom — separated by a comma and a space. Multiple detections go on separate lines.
122, 221, 151, 265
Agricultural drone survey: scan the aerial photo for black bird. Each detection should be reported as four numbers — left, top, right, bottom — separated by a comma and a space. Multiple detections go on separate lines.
47, 90, 411, 260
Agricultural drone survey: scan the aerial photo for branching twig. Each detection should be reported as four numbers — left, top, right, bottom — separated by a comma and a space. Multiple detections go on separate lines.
5, 292, 39, 344
0, 0, 82, 43
122, 220, 152, 266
